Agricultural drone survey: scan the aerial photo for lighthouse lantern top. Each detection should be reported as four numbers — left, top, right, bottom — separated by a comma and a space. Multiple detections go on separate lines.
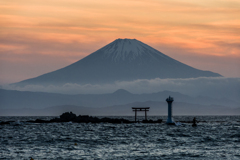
166, 96, 174, 102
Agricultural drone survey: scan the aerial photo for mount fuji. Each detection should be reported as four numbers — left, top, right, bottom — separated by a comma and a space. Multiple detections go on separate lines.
14, 38, 221, 86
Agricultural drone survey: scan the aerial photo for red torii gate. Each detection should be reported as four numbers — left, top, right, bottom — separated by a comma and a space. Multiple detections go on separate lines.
132, 107, 150, 122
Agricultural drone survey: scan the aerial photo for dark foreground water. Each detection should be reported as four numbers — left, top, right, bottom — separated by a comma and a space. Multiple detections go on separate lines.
0, 116, 240, 159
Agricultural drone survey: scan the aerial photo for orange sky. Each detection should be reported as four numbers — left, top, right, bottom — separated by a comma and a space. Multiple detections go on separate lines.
0, 0, 240, 84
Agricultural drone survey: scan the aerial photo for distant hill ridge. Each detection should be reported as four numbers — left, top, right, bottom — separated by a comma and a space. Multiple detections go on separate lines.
13, 38, 221, 86
1, 88, 238, 110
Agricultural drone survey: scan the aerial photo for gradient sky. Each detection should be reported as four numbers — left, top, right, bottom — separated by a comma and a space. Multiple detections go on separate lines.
0, 0, 240, 84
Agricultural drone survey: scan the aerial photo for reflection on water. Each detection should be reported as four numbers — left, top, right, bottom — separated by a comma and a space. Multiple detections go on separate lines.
0, 116, 240, 159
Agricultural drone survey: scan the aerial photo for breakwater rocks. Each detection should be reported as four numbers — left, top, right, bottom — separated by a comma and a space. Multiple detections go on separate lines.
0, 112, 163, 125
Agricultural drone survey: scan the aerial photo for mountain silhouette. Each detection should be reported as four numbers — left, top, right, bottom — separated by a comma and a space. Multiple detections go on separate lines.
1, 88, 238, 109
14, 38, 221, 86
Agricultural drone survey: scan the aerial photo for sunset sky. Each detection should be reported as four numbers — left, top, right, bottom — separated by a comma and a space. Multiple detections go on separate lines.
0, 0, 240, 84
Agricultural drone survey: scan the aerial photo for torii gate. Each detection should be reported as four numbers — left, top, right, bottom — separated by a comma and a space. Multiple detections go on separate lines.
132, 107, 150, 122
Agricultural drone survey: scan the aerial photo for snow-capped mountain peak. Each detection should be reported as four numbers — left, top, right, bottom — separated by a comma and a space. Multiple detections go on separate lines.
97, 38, 169, 62
13, 38, 222, 86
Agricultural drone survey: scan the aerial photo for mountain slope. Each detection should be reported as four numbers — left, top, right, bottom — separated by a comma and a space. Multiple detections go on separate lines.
14, 38, 221, 86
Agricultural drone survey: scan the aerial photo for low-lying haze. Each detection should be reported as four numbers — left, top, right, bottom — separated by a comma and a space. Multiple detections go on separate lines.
3, 77, 240, 100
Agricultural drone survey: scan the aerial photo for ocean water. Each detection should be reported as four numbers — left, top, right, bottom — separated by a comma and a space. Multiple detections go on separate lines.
0, 116, 240, 159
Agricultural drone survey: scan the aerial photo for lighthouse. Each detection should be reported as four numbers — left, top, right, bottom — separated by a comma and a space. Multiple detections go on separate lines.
166, 96, 175, 125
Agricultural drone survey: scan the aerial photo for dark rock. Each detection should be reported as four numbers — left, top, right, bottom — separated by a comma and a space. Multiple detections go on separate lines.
166, 123, 176, 125
74, 115, 93, 123
142, 119, 162, 123
35, 119, 50, 123
0, 121, 11, 125
50, 118, 62, 122
60, 112, 77, 122
24, 112, 162, 124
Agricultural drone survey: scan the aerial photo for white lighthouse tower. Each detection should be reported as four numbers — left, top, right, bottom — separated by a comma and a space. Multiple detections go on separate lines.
166, 96, 175, 125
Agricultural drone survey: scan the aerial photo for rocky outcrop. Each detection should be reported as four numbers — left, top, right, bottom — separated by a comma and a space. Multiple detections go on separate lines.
142, 119, 162, 123
59, 112, 77, 122
49, 112, 133, 124
1, 112, 163, 125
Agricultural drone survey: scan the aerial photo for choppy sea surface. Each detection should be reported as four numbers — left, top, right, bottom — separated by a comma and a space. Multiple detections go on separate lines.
0, 116, 240, 160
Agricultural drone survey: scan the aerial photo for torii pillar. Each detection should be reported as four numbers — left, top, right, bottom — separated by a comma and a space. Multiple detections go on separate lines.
166, 96, 175, 125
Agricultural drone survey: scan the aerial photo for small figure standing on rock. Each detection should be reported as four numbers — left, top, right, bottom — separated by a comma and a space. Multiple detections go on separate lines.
192, 117, 197, 127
